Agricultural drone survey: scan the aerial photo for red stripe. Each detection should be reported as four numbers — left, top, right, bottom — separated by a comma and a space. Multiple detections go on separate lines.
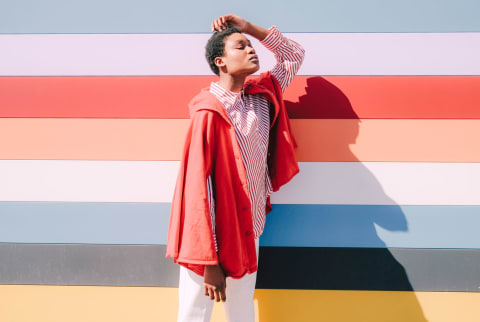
2, 76, 479, 119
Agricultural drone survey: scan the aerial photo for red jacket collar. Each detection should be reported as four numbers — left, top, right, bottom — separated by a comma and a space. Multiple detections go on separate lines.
188, 71, 280, 130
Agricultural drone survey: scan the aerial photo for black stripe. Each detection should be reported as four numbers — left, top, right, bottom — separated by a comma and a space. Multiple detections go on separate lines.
256, 246, 480, 291
1, 243, 478, 292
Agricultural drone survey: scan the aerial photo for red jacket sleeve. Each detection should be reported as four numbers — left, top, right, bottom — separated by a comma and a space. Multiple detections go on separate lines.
165, 109, 219, 268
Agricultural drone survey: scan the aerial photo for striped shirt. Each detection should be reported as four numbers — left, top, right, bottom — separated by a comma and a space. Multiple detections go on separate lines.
206, 25, 305, 251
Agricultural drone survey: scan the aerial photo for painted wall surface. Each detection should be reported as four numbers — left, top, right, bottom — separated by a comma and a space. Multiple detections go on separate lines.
1, 1, 480, 321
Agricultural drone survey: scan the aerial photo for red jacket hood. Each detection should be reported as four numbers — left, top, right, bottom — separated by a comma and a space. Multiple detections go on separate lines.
188, 71, 285, 135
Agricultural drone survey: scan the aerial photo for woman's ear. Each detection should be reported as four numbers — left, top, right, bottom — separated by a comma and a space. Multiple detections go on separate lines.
214, 57, 226, 68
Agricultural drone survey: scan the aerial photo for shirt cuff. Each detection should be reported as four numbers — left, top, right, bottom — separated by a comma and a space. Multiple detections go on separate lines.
260, 25, 284, 52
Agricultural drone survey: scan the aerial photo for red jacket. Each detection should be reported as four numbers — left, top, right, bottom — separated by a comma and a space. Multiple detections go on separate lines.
165, 70, 299, 278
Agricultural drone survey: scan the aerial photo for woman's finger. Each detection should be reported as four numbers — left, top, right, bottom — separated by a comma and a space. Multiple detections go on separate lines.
211, 15, 235, 32
217, 20, 223, 31
220, 286, 226, 302
208, 287, 215, 300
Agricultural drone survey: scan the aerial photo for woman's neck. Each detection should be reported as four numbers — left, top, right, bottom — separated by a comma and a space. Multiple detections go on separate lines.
217, 73, 246, 93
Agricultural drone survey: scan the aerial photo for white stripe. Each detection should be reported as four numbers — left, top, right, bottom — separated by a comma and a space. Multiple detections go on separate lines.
270, 161, 480, 206
1, 160, 479, 205
1, 33, 479, 75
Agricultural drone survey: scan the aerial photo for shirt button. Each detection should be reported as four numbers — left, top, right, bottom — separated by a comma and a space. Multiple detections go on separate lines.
242, 206, 248, 211
246, 231, 251, 236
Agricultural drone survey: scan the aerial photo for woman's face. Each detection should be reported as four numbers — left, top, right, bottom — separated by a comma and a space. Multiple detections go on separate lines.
215, 32, 260, 77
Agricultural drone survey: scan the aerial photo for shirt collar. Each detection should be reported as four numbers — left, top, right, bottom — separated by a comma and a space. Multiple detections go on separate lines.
210, 81, 244, 109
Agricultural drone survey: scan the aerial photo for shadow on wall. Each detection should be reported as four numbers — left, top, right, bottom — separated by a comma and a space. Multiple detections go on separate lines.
254, 76, 428, 322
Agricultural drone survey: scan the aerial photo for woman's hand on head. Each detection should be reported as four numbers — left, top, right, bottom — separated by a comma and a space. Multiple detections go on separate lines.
211, 14, 249, 32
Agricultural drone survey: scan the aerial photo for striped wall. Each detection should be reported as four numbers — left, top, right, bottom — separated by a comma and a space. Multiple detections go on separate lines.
1, 1, 480, 321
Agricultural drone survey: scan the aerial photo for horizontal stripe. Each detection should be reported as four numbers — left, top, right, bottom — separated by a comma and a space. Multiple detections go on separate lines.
0, 244, 479, 292
0, 160, 178, 202
1, 202, 480, 249
256, 247, 480, 291
1, 76, 480, 119
2, 286, 479, 322
1, 160, 479, 205
0, 202, 170, 245
1, 118, 479, 162
262, 204, 480, 248
273, 161, 480, 205
1, 33, 479, 76
1, 0, 479, 33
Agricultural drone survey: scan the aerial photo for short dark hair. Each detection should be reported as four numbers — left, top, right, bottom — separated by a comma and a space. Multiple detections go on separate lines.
205, 26, 242, 76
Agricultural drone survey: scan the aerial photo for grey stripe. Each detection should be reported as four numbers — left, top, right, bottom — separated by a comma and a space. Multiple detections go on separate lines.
1, 243, 479, 292
0, 243, 179, 286
1, 0, 479, 34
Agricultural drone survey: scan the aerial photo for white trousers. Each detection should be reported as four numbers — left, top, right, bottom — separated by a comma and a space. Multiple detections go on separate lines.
177, 237, 260, 322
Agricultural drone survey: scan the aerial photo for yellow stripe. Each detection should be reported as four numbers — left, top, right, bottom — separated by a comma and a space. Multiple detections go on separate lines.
1, 285, 479, 322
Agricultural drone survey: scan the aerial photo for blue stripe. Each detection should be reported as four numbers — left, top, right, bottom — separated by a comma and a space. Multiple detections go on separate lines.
1, 201, 479, 248
261, 204, 480, 248
1, 0, 479, 34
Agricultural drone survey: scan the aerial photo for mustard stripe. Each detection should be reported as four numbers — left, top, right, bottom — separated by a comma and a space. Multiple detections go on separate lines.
1, 285, 479, 322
